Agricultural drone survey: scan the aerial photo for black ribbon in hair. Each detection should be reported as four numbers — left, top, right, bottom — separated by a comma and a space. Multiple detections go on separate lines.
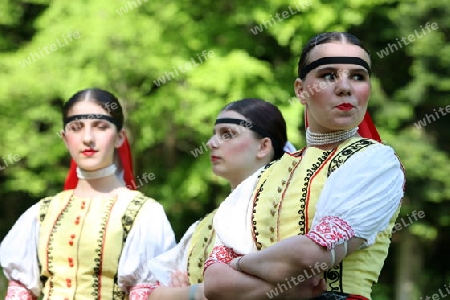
300, 56, 371, 79
215, 118, 281, 157
63, 114, 122, 129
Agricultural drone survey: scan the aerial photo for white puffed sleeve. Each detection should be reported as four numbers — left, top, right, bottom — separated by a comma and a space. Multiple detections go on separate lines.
147, 221, 199, 286
306, 143, 405, 249
214, 166, 267, 254
0, 203, 41, 296
118, 200, 176, 290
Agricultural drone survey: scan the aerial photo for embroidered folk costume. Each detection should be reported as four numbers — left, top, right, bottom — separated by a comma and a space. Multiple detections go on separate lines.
0, 138, 176, 300
205, 111, 405, 299
145, 116, 296, 293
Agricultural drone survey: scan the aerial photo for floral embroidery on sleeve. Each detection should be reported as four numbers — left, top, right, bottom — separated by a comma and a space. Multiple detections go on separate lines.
204, 245, 241, 272
306, 216, 355, 250
5, 281, 37, 300
129, 282, 160, 300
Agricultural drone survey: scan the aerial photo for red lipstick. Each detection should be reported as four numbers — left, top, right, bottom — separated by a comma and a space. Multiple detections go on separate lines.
82, 149, 97, 157
336, 103, 354, 111
211, 155, 220, 162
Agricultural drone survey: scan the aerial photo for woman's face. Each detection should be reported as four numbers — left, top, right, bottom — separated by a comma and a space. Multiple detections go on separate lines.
62, 100, 124, 171
207, 110, 271, 188
294, 42, 371, 133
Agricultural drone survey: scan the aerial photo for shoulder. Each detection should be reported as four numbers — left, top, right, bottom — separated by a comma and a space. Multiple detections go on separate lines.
331, 139, 405, 188
38, 190, 73, 202
118, 189, 158, 205
121, 190, 169, 220
38, 190, 75, 221
349, 138, 401, 163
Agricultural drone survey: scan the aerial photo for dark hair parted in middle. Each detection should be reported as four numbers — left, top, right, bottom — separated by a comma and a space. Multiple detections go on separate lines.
297, 32, 371, 79
221, 98, 287, 160
62, 88, 124, 130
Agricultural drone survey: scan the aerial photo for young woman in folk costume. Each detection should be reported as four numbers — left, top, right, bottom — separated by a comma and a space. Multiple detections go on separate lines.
204, 32, 406, 300
144, 98, 320, 300
0, 88, 176, 299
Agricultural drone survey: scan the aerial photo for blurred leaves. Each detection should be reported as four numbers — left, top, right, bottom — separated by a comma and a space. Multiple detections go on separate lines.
0, 0, 449, 298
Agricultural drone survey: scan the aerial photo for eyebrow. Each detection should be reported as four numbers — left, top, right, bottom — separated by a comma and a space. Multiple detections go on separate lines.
316, 66, 369, 73
212, 125, 240, 134
67, 119, 111, 126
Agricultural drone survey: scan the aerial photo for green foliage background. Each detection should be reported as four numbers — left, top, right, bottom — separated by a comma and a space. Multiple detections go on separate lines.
0, 0, 449, 299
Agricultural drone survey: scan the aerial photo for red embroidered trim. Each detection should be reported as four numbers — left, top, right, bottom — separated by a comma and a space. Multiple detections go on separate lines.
129, 283, 160, 300
347, 295, 369, 300
204, 245, 240, 272
306, 216, 355, 250
6, 281, 36, 300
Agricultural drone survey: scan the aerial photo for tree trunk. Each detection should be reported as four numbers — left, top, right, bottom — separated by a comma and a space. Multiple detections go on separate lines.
395, 228, 422, 299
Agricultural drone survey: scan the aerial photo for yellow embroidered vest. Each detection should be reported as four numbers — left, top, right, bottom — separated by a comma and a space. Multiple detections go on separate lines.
38, 190, 149, 300
187, 210, 217, 284
251, 138, 400, 299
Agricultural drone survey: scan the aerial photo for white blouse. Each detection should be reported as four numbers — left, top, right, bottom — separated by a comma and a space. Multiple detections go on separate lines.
0, 191, 176, 296
147, 221, 199, 286
146, 166, 269, 287
213, 142, 405, 254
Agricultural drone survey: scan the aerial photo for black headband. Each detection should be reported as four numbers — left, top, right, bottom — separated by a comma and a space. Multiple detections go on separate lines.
215, 118, 270, 139
215, 118, 282, 158
63, 114, 122, 130
299, 56, 371, 79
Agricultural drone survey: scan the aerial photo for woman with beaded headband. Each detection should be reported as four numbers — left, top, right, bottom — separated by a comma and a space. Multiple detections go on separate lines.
143, 98, 310, 300
204, 32, 406, 300
0, 88, 176, 299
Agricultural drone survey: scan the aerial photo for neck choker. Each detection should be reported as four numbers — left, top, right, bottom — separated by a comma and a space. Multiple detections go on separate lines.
77, 164, 117, 180
306, 127, 358, 146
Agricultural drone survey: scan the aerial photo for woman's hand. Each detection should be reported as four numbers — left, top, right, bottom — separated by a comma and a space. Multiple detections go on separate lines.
168, 271, 189, 287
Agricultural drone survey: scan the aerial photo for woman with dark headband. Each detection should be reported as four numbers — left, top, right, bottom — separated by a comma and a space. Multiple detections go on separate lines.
204, 32, 406, 300
144, 98, 304, 300
0, 88, 176, 299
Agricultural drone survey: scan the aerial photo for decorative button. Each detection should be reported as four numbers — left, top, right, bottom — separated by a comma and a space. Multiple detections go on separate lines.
69, 241, 73, 246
